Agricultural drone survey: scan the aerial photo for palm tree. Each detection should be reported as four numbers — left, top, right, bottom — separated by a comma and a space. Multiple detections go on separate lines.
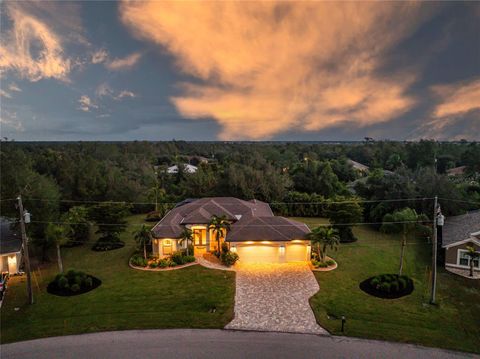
381, 208, 430, 276
465, 245, 479, 277
179, 228, 193, 256
133, 224, 152, 260
45, 223, 69, 273
208, 215, 230, 255
307, 226, 340, 263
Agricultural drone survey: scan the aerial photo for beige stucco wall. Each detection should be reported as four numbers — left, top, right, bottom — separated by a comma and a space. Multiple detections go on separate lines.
0, 252, 21, 274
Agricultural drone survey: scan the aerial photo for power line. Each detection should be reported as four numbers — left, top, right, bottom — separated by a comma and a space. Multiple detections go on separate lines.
438, 197, 480, 206
19, 197, 435, 206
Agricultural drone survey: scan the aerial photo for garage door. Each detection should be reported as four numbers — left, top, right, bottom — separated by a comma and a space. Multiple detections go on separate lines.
236, 244, 280, 263
286, 243, 308, 262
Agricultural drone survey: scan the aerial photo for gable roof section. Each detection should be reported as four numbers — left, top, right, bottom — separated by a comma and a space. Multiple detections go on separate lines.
151, 197, 273, 239
442, 210, 480, 247
0, 217, 23, 255
226, 216, 310, 242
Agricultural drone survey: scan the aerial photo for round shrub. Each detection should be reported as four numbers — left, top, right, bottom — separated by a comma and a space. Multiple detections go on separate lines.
326, 259, 335, 266
168, 260, 177, 267
47, 269, 101, 297
149, 262, 158, 268
158, 259, 169, 268
183, 255, 196, 263
170, 252, 184, 265
360, 273, 414, 299
221, 251, 239, 266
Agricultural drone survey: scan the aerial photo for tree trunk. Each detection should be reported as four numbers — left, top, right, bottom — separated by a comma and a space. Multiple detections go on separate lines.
186, 240, 189, 256
322, 244, 327, 263
317, 244, 322, 261
143, 241, 147, 260
56, 243, 63, 273
399, 229, 406, 276
470, 259, 474, 277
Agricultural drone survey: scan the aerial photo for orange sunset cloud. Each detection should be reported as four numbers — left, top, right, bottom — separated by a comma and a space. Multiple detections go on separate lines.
119, 2, 435, 139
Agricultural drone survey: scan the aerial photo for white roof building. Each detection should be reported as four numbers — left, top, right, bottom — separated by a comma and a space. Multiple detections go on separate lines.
167, 164, 198, 174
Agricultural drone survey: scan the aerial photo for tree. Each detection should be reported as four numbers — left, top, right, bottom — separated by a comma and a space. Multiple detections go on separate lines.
45, 223, 70, 273
179, 227, 193, 256
465, 245, 479, 277
307, 226, 340, 263
89, 203, 131, 248
208, 215, 230, 255
133, 224, 152, 260
61, 206, 90, 246
326, 196, 363, 243
380, 208, 430, 275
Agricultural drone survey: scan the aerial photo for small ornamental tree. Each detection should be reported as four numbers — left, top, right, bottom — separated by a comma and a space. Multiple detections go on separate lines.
179, 227, 193, 256
326, 196, 363, 243
45, 223, 70, 273
133, 224, 152, 260
465, 245, 479, 277
208, 215, 230, 256
307, 226, 340, 263
61, 206, 90, 246
89, 202, 131, 249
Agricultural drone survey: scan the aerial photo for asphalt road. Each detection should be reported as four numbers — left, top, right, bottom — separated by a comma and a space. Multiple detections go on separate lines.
1, 329, 477, 359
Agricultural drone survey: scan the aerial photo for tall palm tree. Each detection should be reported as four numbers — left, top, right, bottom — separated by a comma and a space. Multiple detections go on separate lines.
381, 208, 430, 275
45, 223, 69, 273
179, 227, 193, 256
133, 224, 152, 260
465, 245, 479, 277
307, 226, 340, 263
208, 215, 230, 255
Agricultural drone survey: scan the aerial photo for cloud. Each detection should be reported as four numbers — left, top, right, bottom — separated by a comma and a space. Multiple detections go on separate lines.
91, 49, 109, 64
105, 52, 142, 71
8, 83, 22, 92
412, 78, 480, 140
0, 1, 81, 82
95, 82, 137, 100
78, 95, 98, 112
0, 90, 12, 99
120, 1, 436, 140
0, 110, 24, 131
431, 78, 480, 118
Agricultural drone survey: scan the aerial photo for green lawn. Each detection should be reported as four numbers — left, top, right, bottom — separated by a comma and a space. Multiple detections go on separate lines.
296, 218, 480, 354
1, 214, 235, 344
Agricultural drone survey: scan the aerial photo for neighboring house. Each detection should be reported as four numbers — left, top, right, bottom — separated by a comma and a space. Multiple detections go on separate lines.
446, 166, 467, 177
0, 217, 23, 274
166, 164, 198, 174
348, 159, 369, 174
441, 210, 480, 275
151, 197, 311, 263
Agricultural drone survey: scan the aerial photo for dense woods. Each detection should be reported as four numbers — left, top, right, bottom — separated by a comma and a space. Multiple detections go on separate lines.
1, 140, 479, 257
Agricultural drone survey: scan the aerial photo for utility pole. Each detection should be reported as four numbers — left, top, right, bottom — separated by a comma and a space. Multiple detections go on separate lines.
17, 195, 33, 305
430, 195, 438, 304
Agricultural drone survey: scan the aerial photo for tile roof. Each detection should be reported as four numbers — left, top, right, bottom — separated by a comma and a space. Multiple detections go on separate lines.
442, 210, 480, 247
151, 197, 308, 242
0, 217, 23, 255
226, 216, 310, 242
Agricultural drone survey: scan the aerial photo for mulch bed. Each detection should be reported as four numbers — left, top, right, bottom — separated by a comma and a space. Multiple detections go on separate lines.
359, 275, 414, 299
91, 241, 125, 252
47, 275, 102, 297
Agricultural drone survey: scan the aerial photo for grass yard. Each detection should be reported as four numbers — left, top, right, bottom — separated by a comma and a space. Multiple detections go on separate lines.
296, 218, 480, 354
1, 214, 235, 344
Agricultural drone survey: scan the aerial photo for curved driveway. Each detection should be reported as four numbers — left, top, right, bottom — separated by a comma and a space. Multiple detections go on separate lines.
1, 329, 475, 359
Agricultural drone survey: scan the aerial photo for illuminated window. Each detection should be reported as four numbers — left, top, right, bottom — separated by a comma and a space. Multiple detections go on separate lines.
163, 239, 172, 255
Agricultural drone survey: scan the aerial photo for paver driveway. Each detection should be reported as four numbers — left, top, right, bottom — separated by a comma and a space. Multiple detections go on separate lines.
225, 263, 328, 334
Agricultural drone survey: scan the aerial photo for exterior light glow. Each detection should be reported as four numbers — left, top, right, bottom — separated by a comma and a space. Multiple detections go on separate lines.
231, 245, 237, 252
279, 245, 285, 255
261, 241, 271, 244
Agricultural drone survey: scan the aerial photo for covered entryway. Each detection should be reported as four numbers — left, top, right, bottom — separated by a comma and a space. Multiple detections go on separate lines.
285, 243, 308, 262
236, 244, 280, 263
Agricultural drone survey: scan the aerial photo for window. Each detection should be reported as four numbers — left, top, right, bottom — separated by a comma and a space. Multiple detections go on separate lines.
458, 249, 480, 268
193, 228, 206, 245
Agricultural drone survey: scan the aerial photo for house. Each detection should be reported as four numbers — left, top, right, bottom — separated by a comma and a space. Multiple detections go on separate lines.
166, 164, 198, 174
151, 197, 311, 263
446, 166, 467, 177
441, 210, 480, 276
347, 159, 369, 174
0, 217, 23, 274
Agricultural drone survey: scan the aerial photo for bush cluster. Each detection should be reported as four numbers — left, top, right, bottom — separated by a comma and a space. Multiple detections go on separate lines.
311, 259, 335, 268
370, 274, 412, 294
220, 251, 239, 266
132, 251, 196, 269
51, 269, 94, 293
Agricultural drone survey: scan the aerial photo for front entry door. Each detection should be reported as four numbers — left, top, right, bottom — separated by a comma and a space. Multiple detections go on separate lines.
193, 228, 207, 256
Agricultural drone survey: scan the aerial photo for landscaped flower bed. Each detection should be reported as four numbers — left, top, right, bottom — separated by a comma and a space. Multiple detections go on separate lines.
130, 251, 196, 270
47, 269, 101, 296
359, 274, 414, 299
311, 256, 337, 271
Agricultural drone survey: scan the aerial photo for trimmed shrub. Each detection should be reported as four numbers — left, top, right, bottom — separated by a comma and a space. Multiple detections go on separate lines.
221, 242, 229, 254
48, 269, 101, 296
379, 282, 391, 293
326, 259, 335, 266
158, 259, 169, 268
170, 251, 184, 265
149, 262, 158, 268
183, 255, 196, 263
85, 277, 93, 288
58, 276, 69, 289
70, 284, 80, 292
398, 277, 407, 290
318, 262, 328, 268
370, 277, 380, 287
221, 251, 239, 266
360, 273, 414, 299
168, 260, 177, 267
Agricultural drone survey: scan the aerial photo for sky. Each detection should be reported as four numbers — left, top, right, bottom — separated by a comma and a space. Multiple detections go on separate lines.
0, 1, 479, 141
